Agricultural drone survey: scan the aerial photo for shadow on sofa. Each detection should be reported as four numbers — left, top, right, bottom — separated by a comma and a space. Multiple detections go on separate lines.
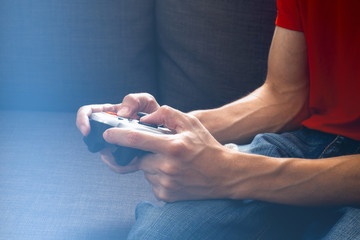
0, 0, 276, 239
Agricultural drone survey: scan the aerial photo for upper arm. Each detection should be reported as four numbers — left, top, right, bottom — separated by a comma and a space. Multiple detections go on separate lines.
266, 26, 309, 96
246, 26, 310, 132
190, 27, 311, 142
256, 26, 310, 132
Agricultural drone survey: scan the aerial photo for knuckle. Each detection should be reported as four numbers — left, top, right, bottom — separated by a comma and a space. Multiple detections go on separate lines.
144, 93, 159, 111
160, 163, 179, 176
103, 103, 113, 110
168, 140, 187, 156
152, 186, 162, 200
123, 94, 138, 105
160, 178, 177, 191
159, 105, 172, 114
77, 105, 88, 115
153, 187, 172, 202
77, 106, 84, 113
124, 93, 135, 100
144, 93, 156, 102
149, 100, 159, 109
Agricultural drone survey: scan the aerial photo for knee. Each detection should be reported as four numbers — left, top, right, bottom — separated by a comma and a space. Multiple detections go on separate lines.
127, 201, 171, 240
127, 201, 202, 240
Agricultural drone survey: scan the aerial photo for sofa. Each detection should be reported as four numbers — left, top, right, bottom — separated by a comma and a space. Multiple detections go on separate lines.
0, 0, 277, 239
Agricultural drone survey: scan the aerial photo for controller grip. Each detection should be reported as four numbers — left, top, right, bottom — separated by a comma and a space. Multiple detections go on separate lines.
83, 120, 111, 152
83, 120, 149, 166
111, 147, 148, 166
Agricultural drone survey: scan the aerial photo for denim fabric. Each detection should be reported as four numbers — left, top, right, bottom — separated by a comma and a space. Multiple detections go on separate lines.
127, 128, 360, 240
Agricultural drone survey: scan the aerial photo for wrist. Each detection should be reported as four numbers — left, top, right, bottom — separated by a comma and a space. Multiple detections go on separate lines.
189, 109, 213, 132
190, 108, 228, 142
223, 153, 286, 200
189, 109, 211, 126
211, 149, 260, 199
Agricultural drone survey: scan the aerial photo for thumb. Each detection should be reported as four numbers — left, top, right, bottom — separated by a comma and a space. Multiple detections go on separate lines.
141, 105, 202, 133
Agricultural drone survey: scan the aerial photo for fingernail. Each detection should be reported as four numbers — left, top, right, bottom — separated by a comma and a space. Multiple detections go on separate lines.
140, 115, 150, 122
118, 107, 130, 117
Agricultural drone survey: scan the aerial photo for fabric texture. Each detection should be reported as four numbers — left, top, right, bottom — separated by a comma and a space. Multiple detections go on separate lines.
276, 0, 360, 141
0, 111, 162, 239
128, 128, 360, 239
156, 0, 277, 112
0, 0, 157, 112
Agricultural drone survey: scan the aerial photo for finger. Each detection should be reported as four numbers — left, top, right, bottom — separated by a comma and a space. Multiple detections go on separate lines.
100, 148, 140, 174
76, 104, 119, 136
138, 153, 163, 174
118, 93, 159, 118
143, 172, 161, 187
151, 184, 176, 203
143, 173, 173, 202
103, 128, 176, 155
141, 105, 203, 133
144, 171, 181, 191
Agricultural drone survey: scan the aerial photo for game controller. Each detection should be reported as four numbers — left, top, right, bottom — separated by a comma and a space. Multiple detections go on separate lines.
83, 112, 173, 166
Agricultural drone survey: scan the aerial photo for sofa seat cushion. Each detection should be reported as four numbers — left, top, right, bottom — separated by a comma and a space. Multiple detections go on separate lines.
0, 111, 160, 239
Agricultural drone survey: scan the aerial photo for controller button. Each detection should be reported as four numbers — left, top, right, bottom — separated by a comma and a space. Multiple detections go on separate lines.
106, 112, 118, 116
137, 112, 148, 118
139, 121, 158, 128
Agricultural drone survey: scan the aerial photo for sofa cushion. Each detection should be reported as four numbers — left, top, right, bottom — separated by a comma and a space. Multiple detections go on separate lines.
156, 0, 277, 112
0, 0, 157, 112
0, 111, 161, 239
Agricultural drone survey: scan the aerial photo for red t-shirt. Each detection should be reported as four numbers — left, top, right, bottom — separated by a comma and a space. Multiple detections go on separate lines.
276, 0, 360, 141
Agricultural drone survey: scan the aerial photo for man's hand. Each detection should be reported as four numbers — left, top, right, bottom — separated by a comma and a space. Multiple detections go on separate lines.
76, 93, 160, 173
102, 105, 238, 202
76, 93, 160, 136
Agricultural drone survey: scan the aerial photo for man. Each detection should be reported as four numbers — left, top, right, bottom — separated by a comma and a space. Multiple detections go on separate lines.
77, 0, 360, 239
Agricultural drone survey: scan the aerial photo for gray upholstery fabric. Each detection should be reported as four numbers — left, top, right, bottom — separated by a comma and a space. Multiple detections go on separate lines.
0, 0, 277, 238
0, 0, 157, 112
0, 111, 161, 239
156, 0, 277, 111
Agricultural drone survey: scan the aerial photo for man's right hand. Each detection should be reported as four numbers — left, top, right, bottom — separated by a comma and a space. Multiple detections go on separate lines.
76, 93, 160, 173
76, 93, 160, 137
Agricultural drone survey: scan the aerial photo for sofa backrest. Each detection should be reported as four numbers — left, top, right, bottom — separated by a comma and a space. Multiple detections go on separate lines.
0, 0, 157, 112
156, 0, 277, 112
0, 0, 277, 112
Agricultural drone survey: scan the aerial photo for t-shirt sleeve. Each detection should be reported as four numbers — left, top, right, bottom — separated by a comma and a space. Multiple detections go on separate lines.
276, 0, 303, 31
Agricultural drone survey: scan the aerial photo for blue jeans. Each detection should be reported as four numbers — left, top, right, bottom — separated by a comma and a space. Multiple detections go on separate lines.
127, 128, 360, 239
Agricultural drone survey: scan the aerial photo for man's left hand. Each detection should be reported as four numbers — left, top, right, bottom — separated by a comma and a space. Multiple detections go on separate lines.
102, 105, 237, 202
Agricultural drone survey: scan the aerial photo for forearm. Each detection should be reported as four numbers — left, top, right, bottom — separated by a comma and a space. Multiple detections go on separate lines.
191, 83, 309, 144
191, 27, 310, 144
228, 153, 360, 206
